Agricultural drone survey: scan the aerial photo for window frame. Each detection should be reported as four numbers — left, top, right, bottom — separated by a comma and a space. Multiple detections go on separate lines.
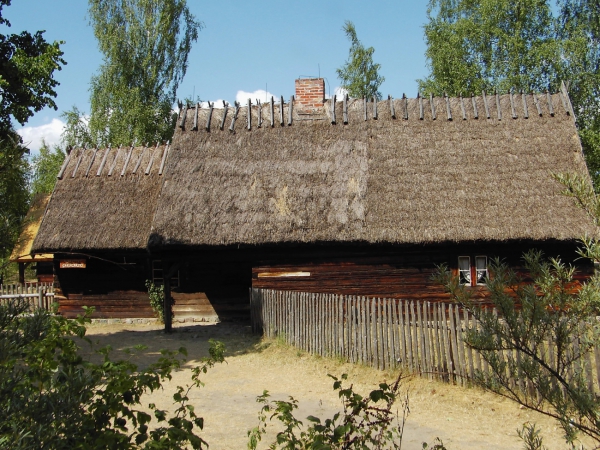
457, 255, 488, 287
474, 255, 488, 286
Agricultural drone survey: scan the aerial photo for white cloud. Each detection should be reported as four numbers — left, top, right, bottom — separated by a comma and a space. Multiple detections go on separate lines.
235, 89, 277, 105
328, 86, 348, 99
17, 118, 65, 153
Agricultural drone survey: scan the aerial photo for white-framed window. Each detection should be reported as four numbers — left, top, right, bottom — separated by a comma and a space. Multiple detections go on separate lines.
152, 260, 180, 288
475, 256, 488, 285
458, 256, 471, 285
458, 255, 488, 286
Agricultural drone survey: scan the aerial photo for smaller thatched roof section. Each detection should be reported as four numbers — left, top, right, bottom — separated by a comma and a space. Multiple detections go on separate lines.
33, 143, 170, 252
10, 194, 53, 262
149, 89, 597, 248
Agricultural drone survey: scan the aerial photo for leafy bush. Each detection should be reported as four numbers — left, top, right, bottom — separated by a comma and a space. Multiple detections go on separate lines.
247, 372, 421, 450
0, 298, 224, 449
434, 250, 600, 447
146, 279, 165, 322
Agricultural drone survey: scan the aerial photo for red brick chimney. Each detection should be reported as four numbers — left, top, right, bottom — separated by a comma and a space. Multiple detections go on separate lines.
295, 78, 325, 108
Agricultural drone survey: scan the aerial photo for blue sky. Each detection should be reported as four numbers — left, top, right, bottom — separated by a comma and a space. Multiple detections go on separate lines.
6, 1, 430, 152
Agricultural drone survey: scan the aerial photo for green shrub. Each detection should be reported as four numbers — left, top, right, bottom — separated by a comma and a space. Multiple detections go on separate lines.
0, 298, 224, 449
145, 279, 165, 322
247, 372, 420, 449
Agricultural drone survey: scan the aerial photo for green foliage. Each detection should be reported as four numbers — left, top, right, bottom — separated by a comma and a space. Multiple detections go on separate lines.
0, 298, 225, 449
0, 133, 30, 279
434, 250, 600, 446
247, 372, 410, 449
336, 21, 385, 100
0, 0, 66, 135
518, 423, 547, 450
145, 279, 165, 323
419, 0, 560, 96
558, 0, 600, 188
63, 0, 202, 148
61, 106, 93, 150
30, 139, 65, 195
420, 0, 600, 189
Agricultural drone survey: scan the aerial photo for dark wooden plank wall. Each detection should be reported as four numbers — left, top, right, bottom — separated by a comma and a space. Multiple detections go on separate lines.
251, 242, 593, 303
50, 241, 592, 319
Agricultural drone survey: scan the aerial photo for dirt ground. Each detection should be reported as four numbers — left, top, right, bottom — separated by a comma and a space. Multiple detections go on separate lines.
80, 321, 589, 450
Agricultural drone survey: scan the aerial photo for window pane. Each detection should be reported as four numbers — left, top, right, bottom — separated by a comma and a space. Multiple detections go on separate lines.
458, 256, 471, 285
475, 256, 487, 284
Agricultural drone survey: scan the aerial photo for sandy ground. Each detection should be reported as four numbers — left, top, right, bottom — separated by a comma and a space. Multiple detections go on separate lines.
80, 321, 589, 450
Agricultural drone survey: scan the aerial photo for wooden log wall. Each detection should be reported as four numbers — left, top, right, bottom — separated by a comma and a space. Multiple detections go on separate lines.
250, 288, 600, 393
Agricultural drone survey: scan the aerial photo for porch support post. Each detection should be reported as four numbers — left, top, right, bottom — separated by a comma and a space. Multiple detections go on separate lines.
18, 262, 25, 285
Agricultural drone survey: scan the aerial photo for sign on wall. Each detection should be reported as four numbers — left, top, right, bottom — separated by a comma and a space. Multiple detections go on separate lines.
59, 259, 86, 269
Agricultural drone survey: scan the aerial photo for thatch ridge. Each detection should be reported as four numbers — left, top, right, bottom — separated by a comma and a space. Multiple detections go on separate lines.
175, 91, 572, 135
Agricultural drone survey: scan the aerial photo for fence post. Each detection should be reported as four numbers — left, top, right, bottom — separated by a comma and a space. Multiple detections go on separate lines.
38, 289, 43, 310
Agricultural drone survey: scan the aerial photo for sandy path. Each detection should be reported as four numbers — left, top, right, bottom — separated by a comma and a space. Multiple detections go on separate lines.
81, 321, 586, 449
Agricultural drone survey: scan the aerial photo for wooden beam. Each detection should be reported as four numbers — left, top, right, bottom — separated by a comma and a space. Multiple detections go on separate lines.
108, 145, 122, 176
71, 147, 85, 178
279, 96, 284, 126
482, 91, 490, 119
121, 144, 135, 176
179, 103, 188, 129
372, 98, 378, 120
444, 93, 451, 121
509, 89, 517, 119
560, 80, 573, 116
288, 95, 294, 126
363, 97, 367, 121
430, 93, 436, 120
96, 144, 112, 176
546, 90, 555, 116
84, 146, 97, 177
193, 102, 199, 131
343, 94, 348, 124
521, 91, 529, 119
229, 102, 240, 131
403, 94, 408, 120
220, 101, 228, 130
270, 96, 275, 127
206, 102, 214, 132
532, 92, 543, 116
419, 93, 423, 120
162, 261, 181, 334
471, 93, 478, 119
158, 141, 170, 175
330, 95, 336, 124
57, 151, 72, 180
459, 94, 466, 120
247, 98, 252, 130
257, 100, 262, 128
495, 90, 502, 120
388, 95, 395, 119
145, 142, 159, 175
132, 144, 147, 174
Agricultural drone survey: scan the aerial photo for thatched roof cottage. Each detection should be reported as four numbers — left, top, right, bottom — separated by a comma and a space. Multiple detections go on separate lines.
33, 78, 597, 321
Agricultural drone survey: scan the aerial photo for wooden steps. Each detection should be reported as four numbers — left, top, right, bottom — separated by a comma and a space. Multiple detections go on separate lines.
57, 290, 249, 322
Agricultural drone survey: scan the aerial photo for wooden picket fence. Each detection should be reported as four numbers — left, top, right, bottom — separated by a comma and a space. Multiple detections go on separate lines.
250, 288, 600, 392
0, 282, 55, 311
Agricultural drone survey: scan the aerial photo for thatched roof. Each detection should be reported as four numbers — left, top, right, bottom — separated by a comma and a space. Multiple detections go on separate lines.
34, 89, 597, 253
10, 194, 53, 262
33, 144, 169, 252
